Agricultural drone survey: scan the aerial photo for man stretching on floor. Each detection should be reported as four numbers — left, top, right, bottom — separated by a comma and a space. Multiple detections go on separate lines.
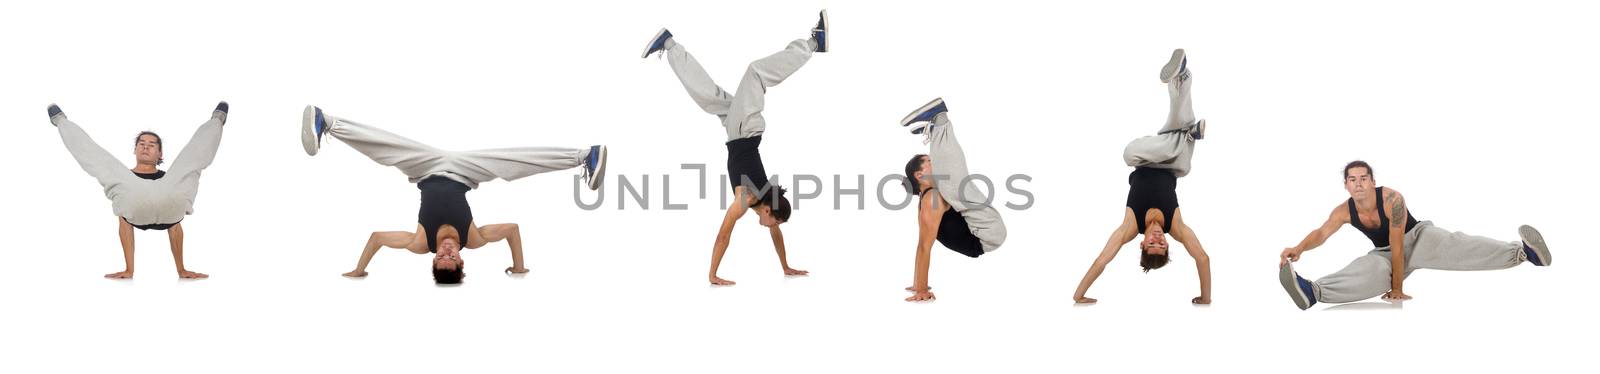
1277, 161, 1553, 310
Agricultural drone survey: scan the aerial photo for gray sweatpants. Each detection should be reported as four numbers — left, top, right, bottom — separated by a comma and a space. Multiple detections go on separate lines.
1123, 68, 1199, 178
928, 113, 1008, 252
321, 114, 589, 188
55, 116, 223, 226
663, 38, 816, 141
1312, 221, 1529, 303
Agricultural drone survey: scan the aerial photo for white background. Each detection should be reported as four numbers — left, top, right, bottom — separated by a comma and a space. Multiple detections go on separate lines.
2, 0, 1594, 372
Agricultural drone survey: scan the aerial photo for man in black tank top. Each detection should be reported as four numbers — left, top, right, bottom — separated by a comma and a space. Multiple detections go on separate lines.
1073, 49, 1214, 306
1276, 161, 1554, 310
303, 106, 609, 285
896, 98, 1010, 302
640, 12, 827, 286
49, 102, 229, 280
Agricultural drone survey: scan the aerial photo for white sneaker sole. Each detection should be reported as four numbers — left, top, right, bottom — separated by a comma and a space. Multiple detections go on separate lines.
1160, 49, 1186, 83
1280, 262, 1314, 310
1519, 225, 1552, 266
301, 105, 323, 156
901, 97, 945, 127
815, 10, 829, 52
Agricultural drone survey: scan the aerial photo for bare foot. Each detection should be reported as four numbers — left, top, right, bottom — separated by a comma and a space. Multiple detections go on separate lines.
1074, 297, 1098, 304
178, 270, 209, 279
505, 266, 529, 274
342, 270, 369, 278
905, 291, 937, 302
905, 286, 932, 292
105, 270, 133, 279
1191, 296, 1211, 305
709, 276, 737, 286
783, 267, 809, 276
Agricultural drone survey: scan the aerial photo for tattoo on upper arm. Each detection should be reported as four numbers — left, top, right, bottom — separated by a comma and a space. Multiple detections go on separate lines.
1386, 192, 1406, 229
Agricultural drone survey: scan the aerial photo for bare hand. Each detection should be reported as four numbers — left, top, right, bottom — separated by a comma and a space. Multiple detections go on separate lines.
104, 270, 133, 279
1280, 247, 1302, 266
342, 270, 369, 278
905, 291, 937, 302
709, 276, 737, 286
783, 267, 809, 276
1075, 296, 1098, 304
1192, 296, 1211, 305
1382, 290, 1412, 301
505, 266, 529, 274
178, 270, 209, 279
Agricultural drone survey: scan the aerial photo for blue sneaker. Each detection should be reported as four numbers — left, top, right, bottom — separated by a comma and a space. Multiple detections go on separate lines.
301, 105, 330, 156
47, 104, 64, 126
1519, 225, 1551, 266
811, 10, 829, 53
584, 145, 608, 191
641, 28, 673, 58
213, 101, 229, 125
1160, 48, 1187, 83
1280, 262, 1317, 310
901, 97, 947, 135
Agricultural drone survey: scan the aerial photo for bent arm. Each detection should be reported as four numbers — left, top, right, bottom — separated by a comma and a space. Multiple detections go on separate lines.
347, 225, 426, 277
1073, 209, 1139, 302
475, 223, 525, 272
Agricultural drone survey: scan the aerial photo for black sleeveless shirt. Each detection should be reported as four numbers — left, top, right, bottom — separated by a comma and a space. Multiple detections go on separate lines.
1347, 186, 1419, 248
1126, 167, 1179, 233
418, 176, 474, 253
920, 188, 984, 258
726, 136, 771, 197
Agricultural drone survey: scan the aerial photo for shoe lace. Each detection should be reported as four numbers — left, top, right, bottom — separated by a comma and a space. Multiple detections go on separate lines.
577, 152, 593, 185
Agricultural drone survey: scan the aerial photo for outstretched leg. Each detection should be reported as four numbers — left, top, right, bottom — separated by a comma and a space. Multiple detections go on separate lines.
166, 223, 208, 279
1404, 222, 1526, 271
167, 103, 228, 178
446, 147, 590, 186
165, 104, 228, 218
315, 111, 451, 179
310, 108, 594, 189
722, 38, 818, 140
51, 106, 135, 197
1313, 251, 1396, 303
660, 37, 736, 121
